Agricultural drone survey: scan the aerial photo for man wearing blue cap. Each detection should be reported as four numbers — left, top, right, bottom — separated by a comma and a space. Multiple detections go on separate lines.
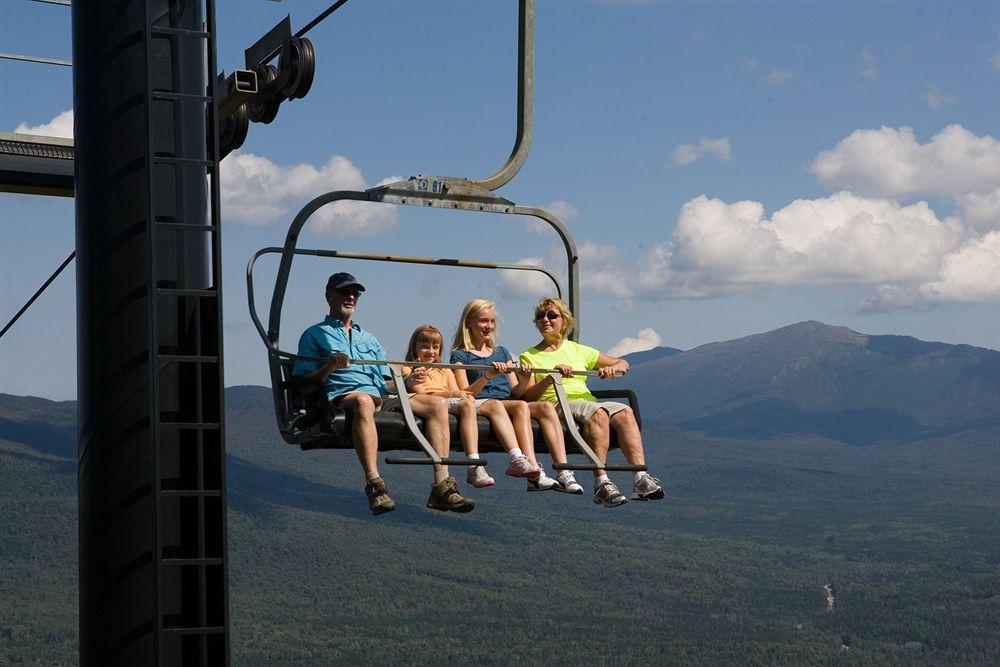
292, 272, 475, 516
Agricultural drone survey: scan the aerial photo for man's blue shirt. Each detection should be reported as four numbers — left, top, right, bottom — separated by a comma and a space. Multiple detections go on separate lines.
293, 316, 388, 401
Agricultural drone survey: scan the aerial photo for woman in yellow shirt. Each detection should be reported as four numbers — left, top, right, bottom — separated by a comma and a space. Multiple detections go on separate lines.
519, 297, 663, 508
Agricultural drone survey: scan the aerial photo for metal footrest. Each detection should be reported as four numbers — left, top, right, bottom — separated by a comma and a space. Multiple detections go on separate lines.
553, 463, 647, 472
385, 456, 488, 466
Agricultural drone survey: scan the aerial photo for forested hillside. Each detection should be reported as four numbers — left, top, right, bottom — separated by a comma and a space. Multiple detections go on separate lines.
2, 385, 998, 664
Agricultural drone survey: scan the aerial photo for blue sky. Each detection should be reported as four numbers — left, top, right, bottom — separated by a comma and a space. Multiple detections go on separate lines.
2, 0, 998, 400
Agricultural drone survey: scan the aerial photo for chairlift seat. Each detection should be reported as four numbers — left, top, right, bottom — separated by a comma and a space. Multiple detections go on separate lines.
278, 359, 640, 455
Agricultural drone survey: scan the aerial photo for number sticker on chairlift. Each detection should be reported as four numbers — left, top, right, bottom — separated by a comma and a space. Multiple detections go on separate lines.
416, 178, 444, 193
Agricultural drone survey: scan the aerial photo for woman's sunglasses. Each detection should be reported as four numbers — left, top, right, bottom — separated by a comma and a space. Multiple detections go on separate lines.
535, 310, 561, 321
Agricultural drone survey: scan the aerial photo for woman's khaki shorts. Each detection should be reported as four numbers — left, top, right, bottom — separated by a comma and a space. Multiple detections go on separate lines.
563, 399, 630, 424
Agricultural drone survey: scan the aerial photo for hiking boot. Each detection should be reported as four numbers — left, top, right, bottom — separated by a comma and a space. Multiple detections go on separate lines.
427, 476, 475, 513
527, 468, 558, 492
593, 480, 628, 508
364, 477, 396, 516
555, 471, 584, 495
631, 473, 664, 501
506, 455, 541, 480
467, 465, 496, 488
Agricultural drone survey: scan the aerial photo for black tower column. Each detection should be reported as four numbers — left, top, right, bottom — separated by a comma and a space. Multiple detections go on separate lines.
73, 1, 229, 663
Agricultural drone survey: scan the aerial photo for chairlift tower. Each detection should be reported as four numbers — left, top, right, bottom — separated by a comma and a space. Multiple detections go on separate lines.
73, 0, 229, 663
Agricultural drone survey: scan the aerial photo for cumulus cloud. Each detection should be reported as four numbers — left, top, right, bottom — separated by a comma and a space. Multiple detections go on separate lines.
810, 125, 1000, 200
611, 124, 998, 312
496, 257, 557, 300
955, 189, 1000, 231
636, 192, 966, 299
918, 231, 1000, 303
924, 83, 956, 111
859, 48, 878, 81
14, 109, 73, 138
498, 239, 633, 304
669, 137, 732, 167
607, 327, 662, 358
764, 68, 795, 87
220, 151, 397, 236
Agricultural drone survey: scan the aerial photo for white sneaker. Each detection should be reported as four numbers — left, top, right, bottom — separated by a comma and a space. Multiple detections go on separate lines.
506, 455, 541, 480
631, 473, 663, 501
554, 471, 584, 495
466, 465, 495, 488
527, 468, 559, 492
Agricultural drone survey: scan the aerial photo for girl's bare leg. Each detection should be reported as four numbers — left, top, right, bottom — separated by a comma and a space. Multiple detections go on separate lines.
528, 401, 568, 465
479, 399, 520, 454
456, 399, 479, 457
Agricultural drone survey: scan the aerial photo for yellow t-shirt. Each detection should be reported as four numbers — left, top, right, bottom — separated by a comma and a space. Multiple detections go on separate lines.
519, 341, 600, 403
402, 366, 454, 394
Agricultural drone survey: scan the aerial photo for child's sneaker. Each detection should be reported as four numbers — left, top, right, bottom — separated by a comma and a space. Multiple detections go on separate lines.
526, 468, 558, 492
554, 471, 584, 495
506, 455, 541, 480
467, 465, 495, 488
631, 473, 664, 501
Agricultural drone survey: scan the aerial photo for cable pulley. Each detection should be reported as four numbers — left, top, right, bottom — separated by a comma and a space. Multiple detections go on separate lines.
277, 37, 316, 100
249, 63, 282, 124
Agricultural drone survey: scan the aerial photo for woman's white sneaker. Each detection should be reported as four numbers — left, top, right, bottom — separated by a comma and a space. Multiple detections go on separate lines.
554, 471, 584, 495
526, 468, 559, 492
631, 473, 664, 500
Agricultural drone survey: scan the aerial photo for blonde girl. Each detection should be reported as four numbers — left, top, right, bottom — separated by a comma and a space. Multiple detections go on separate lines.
450, 300, 581, 493
403, 325, 540, 487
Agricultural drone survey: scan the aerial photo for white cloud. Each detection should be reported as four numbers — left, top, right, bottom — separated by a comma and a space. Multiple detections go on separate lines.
742, 56, 759, 72
955, 189, 1000, 232
577, 240, 618, 262
669, 137, 732, 166
918, 231, 1000, 303
924, 83, 956, 111
496, 257, 558, 300
636, 192, 966, 298
220, 151, 397, 236
14, 109, 73, 138
860, 47, 878, 81
608, 327, 662, 358
991, 52, 1000, 70
764, 68, 795, 87
810, 125, 1000, 200
627, 124, 999, 311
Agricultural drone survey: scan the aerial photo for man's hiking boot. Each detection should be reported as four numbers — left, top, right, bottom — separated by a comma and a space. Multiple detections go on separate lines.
365, 477, 396, 516
631, 473, 664, 501
593, 480, 628, 508
427, 476, 475, 513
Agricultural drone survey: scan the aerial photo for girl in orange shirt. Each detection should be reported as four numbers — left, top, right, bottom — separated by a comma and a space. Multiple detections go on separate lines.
403, 325, 540, 487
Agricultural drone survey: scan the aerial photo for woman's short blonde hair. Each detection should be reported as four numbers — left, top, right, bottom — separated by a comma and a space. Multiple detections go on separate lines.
534, 297, 574, 337
452, 299, 498, 351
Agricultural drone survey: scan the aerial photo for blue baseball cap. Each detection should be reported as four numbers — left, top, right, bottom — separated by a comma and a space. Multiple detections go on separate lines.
326, 272, 366, 292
